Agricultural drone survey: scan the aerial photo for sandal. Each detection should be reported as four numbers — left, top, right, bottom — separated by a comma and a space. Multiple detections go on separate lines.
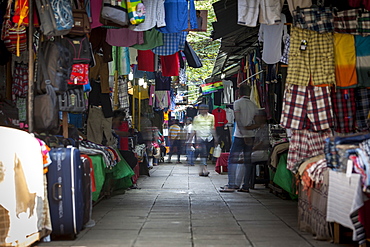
219, 185, 236, 192
237, 188, 250, 193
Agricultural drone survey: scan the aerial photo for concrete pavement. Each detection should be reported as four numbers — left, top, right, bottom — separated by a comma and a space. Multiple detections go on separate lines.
34, 160, 355, 247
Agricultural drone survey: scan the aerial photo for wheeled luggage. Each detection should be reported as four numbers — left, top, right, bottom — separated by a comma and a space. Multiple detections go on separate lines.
47, 147, 84, 238
80, 154, 93, 227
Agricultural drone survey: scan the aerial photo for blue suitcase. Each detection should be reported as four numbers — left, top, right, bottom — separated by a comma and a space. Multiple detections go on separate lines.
47, 147, 84, 238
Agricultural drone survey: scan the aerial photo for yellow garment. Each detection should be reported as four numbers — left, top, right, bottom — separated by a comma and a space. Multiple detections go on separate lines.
128, 85, 149, 99
334, 33, 357, 88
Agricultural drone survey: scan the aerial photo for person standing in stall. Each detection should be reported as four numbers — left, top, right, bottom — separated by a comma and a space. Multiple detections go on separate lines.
167, 119, 182, 163
220, 83, 259, 192
188, 104, 218, 176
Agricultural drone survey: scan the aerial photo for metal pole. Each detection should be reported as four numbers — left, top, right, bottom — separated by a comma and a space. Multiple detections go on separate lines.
27, 0, 34, 133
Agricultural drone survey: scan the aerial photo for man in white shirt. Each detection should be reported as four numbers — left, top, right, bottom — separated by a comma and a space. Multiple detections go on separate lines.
220, 84, 259, 192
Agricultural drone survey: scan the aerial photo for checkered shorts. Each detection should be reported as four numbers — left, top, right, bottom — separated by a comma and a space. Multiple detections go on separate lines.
287, 129, 332, 172
331, 88, 356, 133
355, 88, 370, 131
293, 7, 334, 33
334, 9, 361, 35
287, 26, 335, 86
280, 84, 334, 131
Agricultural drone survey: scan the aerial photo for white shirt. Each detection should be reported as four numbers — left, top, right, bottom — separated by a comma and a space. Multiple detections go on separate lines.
234, 96, 258, 138
129, 0, 166, 31
225, 108, 234, 126
259, 13, 287, 64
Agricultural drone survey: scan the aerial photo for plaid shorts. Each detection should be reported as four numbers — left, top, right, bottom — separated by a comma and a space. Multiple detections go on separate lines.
334, 9, 361, 35
331, 88, 356, 133
293, 7, 334, 33
358, 12, 370, 36
280, 84, 334, 131
355, 88, 370, 131
287, 129, 332, 172
287, 26, 335, 86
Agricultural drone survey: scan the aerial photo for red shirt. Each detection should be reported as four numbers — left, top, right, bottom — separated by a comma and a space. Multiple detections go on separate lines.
212, 108, 228, 127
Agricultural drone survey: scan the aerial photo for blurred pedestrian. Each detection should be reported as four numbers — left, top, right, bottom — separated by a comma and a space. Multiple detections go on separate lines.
167, 119, 182, 163
188, 104, 218, 176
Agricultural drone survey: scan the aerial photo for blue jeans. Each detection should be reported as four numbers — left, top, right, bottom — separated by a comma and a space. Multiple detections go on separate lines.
227, 137, 254, 189
195, 139, 213, 166
186, 144, 195, 165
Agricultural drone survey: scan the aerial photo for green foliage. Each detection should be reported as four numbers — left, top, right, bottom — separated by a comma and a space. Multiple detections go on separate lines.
186, 0, 220, 104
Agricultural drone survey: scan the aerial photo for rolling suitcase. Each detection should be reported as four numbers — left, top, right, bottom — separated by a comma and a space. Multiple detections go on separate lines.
47, 147, 84, 239
80, 154, 93, 227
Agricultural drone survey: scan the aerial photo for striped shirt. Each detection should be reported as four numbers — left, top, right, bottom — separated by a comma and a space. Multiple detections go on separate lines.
169, 124, 181, 140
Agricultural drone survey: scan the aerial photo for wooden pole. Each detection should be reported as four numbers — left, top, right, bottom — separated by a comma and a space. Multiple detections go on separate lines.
27, 0, 34, 133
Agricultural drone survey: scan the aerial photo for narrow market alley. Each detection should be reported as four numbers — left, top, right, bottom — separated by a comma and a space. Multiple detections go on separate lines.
34, 160, 354, 247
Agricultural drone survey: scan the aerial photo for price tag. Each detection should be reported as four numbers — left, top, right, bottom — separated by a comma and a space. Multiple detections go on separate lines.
300, 40, 308, 51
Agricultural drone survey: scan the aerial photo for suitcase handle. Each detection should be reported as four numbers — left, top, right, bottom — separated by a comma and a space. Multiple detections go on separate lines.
53, 183, 63, 201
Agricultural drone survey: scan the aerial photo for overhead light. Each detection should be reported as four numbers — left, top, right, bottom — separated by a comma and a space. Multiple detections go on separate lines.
128, 72, 133, 80
221, 73, 225, 79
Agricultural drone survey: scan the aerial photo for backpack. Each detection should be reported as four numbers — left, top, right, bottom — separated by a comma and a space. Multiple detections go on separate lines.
35, 0, 73, 36
37, 37, 73, 95
58, 86, 86, 113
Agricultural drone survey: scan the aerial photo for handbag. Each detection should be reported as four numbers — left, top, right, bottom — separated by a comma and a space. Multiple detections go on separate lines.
1, 0, 27, 56
183, 41, 202, 68
101, 0, 129, 27
126, 0, 145, 25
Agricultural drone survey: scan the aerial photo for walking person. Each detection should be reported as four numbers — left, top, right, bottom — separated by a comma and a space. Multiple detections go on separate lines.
185, 117, 195, 166
167, 119, 182, 163
188, 104, 218, 176
220, 83, 260, 192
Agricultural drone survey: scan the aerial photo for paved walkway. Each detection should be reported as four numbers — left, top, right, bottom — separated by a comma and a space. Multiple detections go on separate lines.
35, 160, 355, 247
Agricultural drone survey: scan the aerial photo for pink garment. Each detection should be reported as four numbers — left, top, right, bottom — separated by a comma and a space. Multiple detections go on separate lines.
149, 85, 155, 106
90, 0, 103, 29
106, 28, 144, 47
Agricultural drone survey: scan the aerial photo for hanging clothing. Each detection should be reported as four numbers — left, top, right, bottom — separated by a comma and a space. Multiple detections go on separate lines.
222, 80, 234, 104
137, 50, 155, 72
355, 35, 370, 88
131, 28, 164, 50
89, 54, 110, 94
152, 32, 187, 56
259, 13, 287, 64
280, 34, 290, 64
155, 71, 171, 91
287, 129, 332, 172
286, 26, 335, 86
355, 88, 370, 132
90, 0, 104, 29
212, 108, 228, 128
106, 28, 144, 47
129, 0, 166, 31
161, 52, 179, 76
334, 33, 357, 88
129, 47, 138, 64
109, 46, 130, 76
280, 84, 334, 131
237, 0, 285, 27
331, 88, 356, 133
158, 0, 196, 33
